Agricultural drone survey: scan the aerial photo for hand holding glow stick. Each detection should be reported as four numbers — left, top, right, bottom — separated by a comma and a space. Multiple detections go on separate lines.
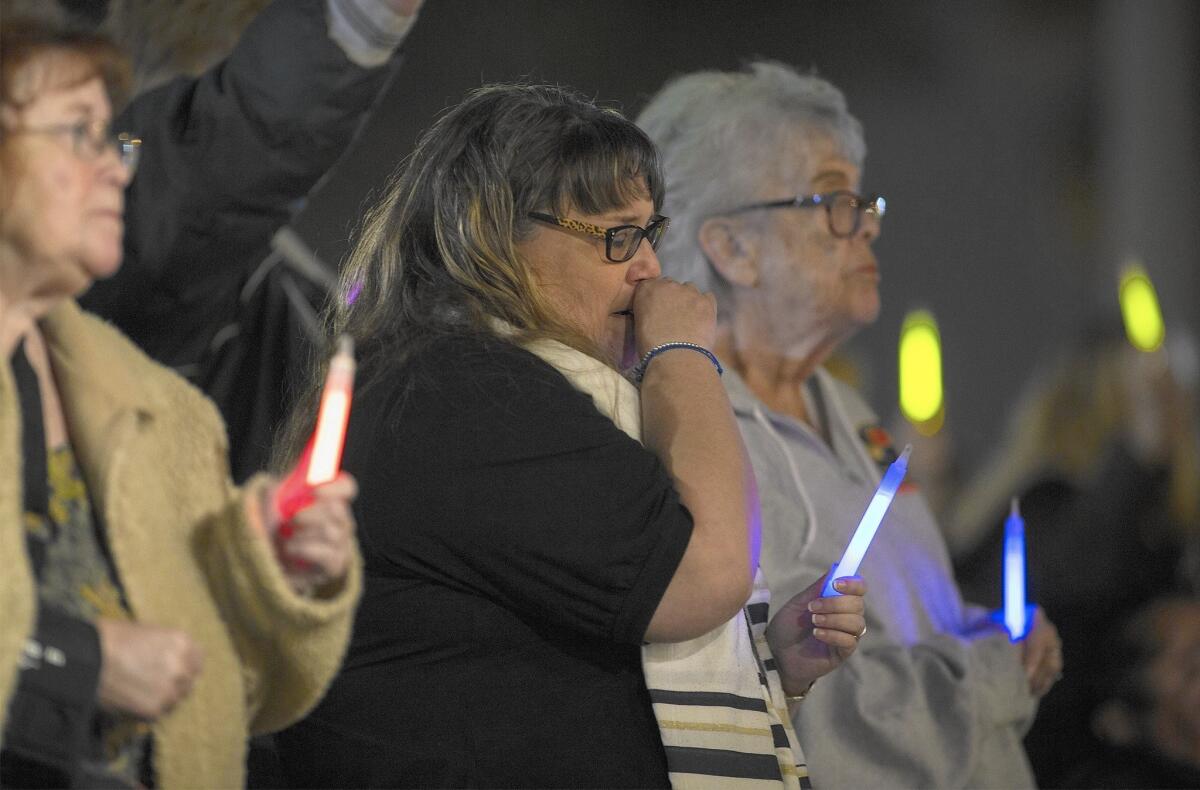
821, 444, 911, 597
1003, 497, 1030, 641
274, 336, 356, 526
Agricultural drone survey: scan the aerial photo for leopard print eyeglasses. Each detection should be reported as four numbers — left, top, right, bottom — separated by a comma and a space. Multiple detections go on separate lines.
528, 212, 670, 263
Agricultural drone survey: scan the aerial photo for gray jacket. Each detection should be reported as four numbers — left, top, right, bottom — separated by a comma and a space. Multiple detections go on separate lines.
727, 367, 1037, 789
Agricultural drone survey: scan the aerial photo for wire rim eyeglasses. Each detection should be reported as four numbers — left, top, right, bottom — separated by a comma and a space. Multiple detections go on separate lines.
527, 211, 670, 263
6, 120, 141, 175
723, 190, 886, 238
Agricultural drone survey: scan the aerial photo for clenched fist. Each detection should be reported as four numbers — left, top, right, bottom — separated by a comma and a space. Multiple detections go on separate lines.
96, 619, 204, 721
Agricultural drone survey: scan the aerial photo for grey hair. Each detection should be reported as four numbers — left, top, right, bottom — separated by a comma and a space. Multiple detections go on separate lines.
636, 61, 866, 316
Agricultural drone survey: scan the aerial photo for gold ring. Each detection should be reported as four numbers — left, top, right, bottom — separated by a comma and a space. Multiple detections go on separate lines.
856, 624, 868, 639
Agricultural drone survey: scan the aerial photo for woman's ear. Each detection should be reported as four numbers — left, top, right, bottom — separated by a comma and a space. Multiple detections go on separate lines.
699, 216, 759, 289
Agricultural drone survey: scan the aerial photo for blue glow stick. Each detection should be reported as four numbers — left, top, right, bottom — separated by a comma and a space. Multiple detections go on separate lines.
822, 445, 911, 597
1003, 497, 1028, 640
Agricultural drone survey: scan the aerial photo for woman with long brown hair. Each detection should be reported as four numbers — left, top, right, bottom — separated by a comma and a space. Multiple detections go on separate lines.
274, 83, 868, 788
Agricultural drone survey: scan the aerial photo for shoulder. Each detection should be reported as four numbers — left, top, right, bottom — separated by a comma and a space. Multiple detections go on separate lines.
367, 332, 588, 415
350, 331, 617, 458
816, 366, 879, 425
425, 332, 574, 387
63, 305, 226, 437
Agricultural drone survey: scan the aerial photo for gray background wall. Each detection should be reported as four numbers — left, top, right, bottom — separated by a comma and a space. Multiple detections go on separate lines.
294, 0, 1200, 476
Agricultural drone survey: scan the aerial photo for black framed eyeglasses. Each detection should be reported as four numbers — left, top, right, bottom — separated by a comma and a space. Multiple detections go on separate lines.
7, 120, 141, 174
725, 190, 886, 238
527, 211, 670, 263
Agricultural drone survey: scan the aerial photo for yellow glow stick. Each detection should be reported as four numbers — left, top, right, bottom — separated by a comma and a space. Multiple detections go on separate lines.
899, 309, 944, 434
1119, 262, 1166, 352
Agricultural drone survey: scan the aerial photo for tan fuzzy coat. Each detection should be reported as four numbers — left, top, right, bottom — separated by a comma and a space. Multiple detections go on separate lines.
0, 300, 361, 787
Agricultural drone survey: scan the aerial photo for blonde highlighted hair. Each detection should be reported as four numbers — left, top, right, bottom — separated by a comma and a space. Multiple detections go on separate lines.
276, 82, 663, 467
948, 322, 1200, 559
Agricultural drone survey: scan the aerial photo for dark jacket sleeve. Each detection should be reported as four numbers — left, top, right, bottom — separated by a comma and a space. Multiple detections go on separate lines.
0, 607, 101, 786
81, 0, 402, 367
956, 443, 1171, 613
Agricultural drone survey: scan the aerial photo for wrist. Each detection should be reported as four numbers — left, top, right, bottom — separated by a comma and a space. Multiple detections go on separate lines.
632, 342, 723, 383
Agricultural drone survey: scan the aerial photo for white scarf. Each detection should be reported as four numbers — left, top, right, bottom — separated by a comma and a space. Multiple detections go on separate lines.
523, 338, 809, 789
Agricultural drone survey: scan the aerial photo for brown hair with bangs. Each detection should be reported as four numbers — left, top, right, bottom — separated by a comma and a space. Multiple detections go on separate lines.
0, 17, 131, 203
275, 82, 665, 468
0, 18, 131, 116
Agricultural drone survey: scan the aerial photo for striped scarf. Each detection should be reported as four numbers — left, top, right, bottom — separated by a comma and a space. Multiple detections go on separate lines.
524, 339, 810, 789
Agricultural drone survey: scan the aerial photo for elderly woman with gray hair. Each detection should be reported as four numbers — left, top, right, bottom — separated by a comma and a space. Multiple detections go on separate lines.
637, 61, 1063, 789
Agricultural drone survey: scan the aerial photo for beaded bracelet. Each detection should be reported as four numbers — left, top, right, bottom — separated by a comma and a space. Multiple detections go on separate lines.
632, 342, 724, 383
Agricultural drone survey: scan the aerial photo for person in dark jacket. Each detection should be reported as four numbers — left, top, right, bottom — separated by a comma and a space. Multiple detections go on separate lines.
76, 0, 423, 480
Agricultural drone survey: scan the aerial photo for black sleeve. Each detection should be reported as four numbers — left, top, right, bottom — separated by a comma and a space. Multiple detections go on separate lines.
1, 606, 102, 784
1027, 443, 1170, 607
81, 0, 402, 364
956, 443, 1170, 612
347, 337, 695, 646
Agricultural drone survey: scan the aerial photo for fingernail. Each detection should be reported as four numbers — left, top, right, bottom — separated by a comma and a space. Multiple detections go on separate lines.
812, 614, 827, 625
813, 627, 827, 638
808, 600, 823, 613
833, 579, 846, 592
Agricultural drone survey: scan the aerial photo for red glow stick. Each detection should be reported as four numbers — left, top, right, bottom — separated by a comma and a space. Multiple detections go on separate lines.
274, 336, 356, 526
